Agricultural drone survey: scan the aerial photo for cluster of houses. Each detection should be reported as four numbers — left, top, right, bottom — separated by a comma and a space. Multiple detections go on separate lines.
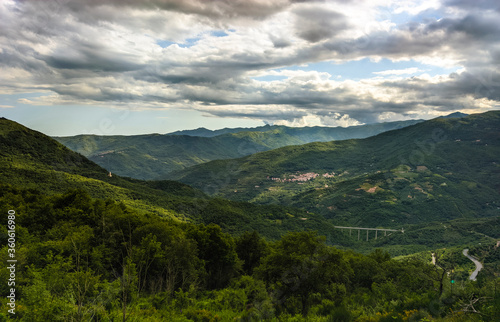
266, 171, 337, 183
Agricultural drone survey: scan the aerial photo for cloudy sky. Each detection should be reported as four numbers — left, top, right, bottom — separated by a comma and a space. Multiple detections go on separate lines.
1, 0, 499, 135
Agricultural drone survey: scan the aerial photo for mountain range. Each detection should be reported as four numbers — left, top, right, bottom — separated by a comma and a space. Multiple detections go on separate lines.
54, 119, 423, 180
167, 111, 500, 228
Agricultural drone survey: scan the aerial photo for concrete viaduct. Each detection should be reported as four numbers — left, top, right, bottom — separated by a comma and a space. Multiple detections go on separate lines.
334, 226, 405, 241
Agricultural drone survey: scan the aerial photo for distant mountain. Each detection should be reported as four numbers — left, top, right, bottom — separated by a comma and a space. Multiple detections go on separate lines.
167, 120, 424, 138
170, 113, 465, 137
167, 111, 500, 228
438, 112, 468, 119
168, 126, 262, 137
0, 118, 342, 239
55, 119, 423, 180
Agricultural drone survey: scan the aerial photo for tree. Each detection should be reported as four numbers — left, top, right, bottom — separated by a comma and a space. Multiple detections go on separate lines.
187, 223, 241, 290
132, 223, 202, 295
236, 231, 269, 275
256, 231, 351, 316
119, 257, 138, 322
432, 250, 454, 297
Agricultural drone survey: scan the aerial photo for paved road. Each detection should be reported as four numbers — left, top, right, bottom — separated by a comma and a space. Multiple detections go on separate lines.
462, 249, 483, 281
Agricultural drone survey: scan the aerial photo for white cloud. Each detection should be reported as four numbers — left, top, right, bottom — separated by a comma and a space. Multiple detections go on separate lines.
392, 0, 441, 15
373, 67, 426, 75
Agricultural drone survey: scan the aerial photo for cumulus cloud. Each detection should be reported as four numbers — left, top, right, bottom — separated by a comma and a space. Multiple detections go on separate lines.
1, 0, 500, 127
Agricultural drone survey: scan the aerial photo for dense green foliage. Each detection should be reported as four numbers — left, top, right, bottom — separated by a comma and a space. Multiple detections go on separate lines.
54, 120, 422, 180
1, 186, 498, 321
168, 112, 500, 228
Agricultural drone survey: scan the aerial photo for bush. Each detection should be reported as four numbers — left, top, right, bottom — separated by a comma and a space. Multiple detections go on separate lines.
184, 309, 221, 322
327, 305, 352, 321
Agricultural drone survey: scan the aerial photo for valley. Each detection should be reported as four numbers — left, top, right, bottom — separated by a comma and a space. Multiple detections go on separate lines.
1, 113, 499, 321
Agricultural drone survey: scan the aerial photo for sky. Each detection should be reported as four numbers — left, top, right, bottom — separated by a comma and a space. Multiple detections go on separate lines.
1, 0, 499, 136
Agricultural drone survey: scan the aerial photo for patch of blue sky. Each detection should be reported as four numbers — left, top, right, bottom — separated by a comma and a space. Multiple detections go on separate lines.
156, 40, 176, 48
210, 30, 228, 37
1, 92, 51, 103
377, 5, 444, 26
156, 37, 199, 48
260, 58, 460, 82
376, 7, 412, 26
156, 30, 227, 49
411, 8, 445, 24
251, 75, 288, 82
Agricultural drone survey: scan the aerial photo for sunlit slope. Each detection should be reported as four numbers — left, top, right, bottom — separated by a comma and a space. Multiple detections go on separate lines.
168, 111, 500, 227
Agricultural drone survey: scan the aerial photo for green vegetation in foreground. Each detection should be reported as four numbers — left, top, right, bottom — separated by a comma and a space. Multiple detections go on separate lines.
168, 111, 500, 228
54, 119, 422, 180
0, 186, 498, 321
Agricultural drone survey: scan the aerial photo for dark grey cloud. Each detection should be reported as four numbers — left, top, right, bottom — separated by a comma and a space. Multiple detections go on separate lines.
372, 69, 500, 119
316, 25, 446, 60
293, 5, 349, 43
43, 45, 145, 72
426, 14, 500, 42
269, 35, 292, 48
44, 0, 296, 20
201, 108, 309, 121
444, 0, 500, 11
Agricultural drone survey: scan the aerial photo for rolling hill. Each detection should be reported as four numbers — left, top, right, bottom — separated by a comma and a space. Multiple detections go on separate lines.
167, 111, 500, 228
54, 119, 423, 180
0, 117, 346, 240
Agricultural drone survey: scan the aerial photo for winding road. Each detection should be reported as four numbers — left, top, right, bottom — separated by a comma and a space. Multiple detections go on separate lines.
462, 249, 483, 281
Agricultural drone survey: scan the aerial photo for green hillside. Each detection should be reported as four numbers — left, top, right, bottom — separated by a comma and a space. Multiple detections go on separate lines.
0, 117, 347, 240
54, 119, 422, 180
167, 111, 500, 228
54, 133, 276, 180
